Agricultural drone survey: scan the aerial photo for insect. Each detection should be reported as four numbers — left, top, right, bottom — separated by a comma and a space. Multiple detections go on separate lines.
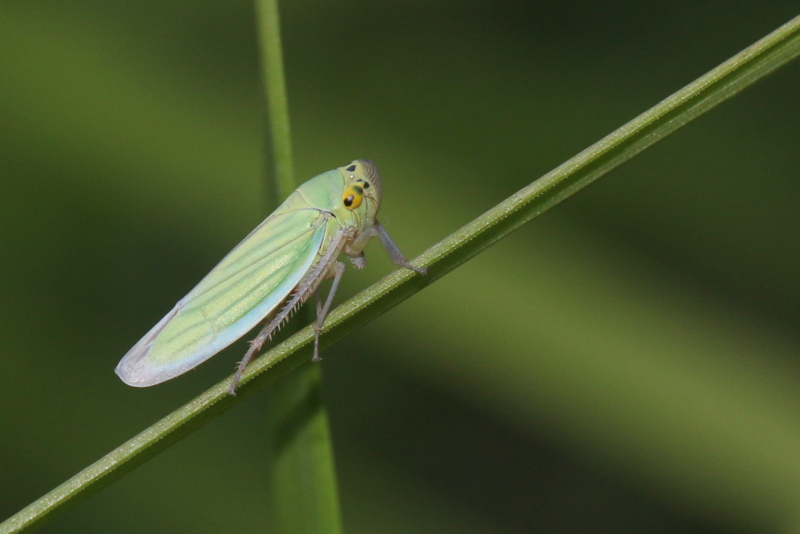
116, 159, 426, 395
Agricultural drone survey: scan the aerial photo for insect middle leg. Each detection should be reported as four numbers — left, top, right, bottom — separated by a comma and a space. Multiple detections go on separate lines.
313, 261, 346, 362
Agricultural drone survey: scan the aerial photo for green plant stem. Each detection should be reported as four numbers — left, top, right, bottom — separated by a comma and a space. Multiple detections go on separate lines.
268, 364, 342, 533
2, 13, 799, 534
255, 0, 294, 197
254, 0, 343, 532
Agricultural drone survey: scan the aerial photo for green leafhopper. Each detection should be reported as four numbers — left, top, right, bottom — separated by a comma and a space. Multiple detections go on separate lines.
116, 160, 426, 394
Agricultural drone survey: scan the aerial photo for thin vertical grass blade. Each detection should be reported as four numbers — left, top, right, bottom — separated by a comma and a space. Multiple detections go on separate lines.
254, 0, 344, 532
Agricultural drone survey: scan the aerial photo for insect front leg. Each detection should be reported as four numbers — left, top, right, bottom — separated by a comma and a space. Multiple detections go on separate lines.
374, 220, 427, 275
313, 261, 346, 362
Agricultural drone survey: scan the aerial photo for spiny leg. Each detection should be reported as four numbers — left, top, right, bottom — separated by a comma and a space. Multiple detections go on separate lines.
228, 331, 269, 396
226, 225, 353, 395
313, 261, 346, 362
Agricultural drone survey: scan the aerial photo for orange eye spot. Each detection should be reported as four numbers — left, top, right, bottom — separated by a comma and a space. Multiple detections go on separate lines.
342, 185, 363, 210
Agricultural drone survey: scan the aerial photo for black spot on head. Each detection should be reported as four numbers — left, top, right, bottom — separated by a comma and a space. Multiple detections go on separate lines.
353, 185, 363, 194
346, 165, 357, 172
344, 195, 354, 207
363, 182, 370, 189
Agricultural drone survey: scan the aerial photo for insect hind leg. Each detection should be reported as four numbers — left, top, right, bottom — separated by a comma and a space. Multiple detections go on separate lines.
226, 226, 352, 395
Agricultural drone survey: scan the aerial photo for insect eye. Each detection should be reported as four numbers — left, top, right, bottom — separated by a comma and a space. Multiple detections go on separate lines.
342, 184, 364, 210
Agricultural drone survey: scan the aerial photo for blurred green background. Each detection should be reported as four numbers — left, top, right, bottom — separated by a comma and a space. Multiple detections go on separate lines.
2, 1, 800, 532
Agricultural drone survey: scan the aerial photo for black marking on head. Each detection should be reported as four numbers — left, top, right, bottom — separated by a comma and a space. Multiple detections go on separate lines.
347, 159, 381, 202
346, 164, 357, 172
344, 195, 354, 207
353, 185, 363, 194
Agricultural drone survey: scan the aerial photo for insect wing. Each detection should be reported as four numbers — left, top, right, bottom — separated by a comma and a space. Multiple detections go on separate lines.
116, 208, 327, 386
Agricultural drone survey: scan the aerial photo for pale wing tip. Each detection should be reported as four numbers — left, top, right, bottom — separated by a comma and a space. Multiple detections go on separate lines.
116, 305, 183, 388
115, 350, 169, 387
116, 335, 195, 387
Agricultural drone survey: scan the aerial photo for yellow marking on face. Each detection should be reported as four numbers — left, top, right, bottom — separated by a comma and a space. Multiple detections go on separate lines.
342, 183, 364, 210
